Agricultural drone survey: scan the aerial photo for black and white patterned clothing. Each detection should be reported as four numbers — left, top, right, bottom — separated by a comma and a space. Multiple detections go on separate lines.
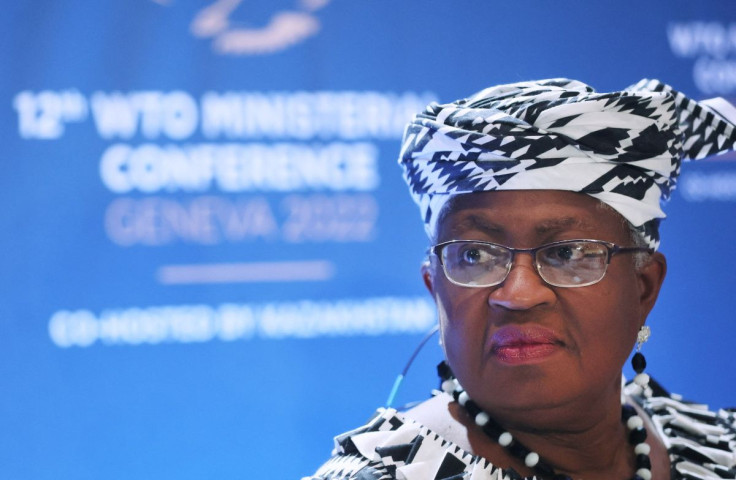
305, 384, 736, 480
398, 79, 736, 249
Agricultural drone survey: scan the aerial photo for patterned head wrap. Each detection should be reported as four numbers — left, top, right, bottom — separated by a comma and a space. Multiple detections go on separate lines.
399, 79, 736, 249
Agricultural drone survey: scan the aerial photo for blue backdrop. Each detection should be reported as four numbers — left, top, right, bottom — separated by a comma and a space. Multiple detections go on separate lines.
1, 2, 735, 479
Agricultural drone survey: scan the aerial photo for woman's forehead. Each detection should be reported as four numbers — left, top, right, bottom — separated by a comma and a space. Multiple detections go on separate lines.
436, 191, 629, 241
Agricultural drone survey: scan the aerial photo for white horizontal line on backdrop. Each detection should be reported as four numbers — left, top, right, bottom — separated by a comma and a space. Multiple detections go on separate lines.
156, 260, 336, 285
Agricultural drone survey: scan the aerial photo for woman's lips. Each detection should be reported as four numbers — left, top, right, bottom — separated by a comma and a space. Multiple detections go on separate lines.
490, 325, 564, 365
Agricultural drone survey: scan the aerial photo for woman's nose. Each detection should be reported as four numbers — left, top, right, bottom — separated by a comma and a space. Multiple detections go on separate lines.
488, 254, 556, 310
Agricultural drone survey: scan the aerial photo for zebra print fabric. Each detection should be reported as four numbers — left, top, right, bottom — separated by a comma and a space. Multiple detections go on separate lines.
398, 78, 736, 249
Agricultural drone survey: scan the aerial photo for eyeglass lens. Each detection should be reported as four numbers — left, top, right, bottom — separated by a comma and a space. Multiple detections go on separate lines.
440, 241, 611, 288
535, 241, 609, 287
441, 242, 512, 287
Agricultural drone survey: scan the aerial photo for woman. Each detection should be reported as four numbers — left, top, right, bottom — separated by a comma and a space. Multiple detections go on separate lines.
306, 79, 736, 479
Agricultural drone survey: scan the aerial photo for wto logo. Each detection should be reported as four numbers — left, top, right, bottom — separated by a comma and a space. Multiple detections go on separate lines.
155, 0, 332, 55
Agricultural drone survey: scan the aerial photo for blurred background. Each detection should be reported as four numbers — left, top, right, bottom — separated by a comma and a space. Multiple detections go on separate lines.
1, 1, 735, 478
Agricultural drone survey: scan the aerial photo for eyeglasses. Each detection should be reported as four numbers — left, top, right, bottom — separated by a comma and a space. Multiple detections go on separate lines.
429, 239, 652, 288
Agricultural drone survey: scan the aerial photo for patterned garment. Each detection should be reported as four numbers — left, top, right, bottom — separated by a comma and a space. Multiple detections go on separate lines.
398, 79, 736, 249
305, 380, 736, 480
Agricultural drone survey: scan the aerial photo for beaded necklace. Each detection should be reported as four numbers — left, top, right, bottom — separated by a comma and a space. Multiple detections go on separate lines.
437, 361, 653, 480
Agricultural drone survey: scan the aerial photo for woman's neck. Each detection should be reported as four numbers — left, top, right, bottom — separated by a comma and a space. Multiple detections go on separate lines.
457, 390, 637, 479
407, 383, 669, 480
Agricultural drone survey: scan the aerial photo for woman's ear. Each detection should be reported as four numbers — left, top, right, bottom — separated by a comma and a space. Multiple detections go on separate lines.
637, 252, 667, 325
421, 259, 435, 296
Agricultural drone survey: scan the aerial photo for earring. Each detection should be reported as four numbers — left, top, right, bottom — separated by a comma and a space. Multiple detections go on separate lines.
631, 325, 652, 397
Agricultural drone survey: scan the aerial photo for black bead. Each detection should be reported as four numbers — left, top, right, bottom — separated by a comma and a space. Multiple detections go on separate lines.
464, 400, 481, 418
482, 421, 503, 439
631, 352, 646, 374
635, 453, 652, 469
534, 462, 555, 477
437, 361, 453, 379
507, 442, 530, 459
552, 475, 573, 480
629, 427, 647, 444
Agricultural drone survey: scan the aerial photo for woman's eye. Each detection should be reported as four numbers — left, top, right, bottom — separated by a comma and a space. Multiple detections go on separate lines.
457, 245, 505, 266
550, 245, 584, 262
461, 248, 484, 265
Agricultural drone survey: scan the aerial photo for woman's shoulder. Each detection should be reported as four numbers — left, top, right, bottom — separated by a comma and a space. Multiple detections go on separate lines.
627, 378, 736, 479
303, 394, 492, 480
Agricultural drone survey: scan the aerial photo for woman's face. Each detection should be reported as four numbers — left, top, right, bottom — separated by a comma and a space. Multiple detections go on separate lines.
425, 190, 665, 422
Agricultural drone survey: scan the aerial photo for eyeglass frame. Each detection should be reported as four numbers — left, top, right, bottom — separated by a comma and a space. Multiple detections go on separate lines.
428, 238, 653, 288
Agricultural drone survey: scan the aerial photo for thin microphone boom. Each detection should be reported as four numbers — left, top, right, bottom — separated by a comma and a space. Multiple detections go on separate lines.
385, 324, 440, 408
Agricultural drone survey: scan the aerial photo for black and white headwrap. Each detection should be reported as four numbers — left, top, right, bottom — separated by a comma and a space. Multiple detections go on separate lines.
399, 78, 736, 249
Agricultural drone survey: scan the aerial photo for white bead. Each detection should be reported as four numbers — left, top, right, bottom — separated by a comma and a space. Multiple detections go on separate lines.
643, 386, 653, 398
498, 432, 513, 446
634, 373, 650, 387
441, 379, 455, 394
524, 452, 539, 467
458, 391, 469, 406
636, 468, 652, 480
635, 442, 651, 455
475, 412, 490, 426
627, 415, 644, 430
